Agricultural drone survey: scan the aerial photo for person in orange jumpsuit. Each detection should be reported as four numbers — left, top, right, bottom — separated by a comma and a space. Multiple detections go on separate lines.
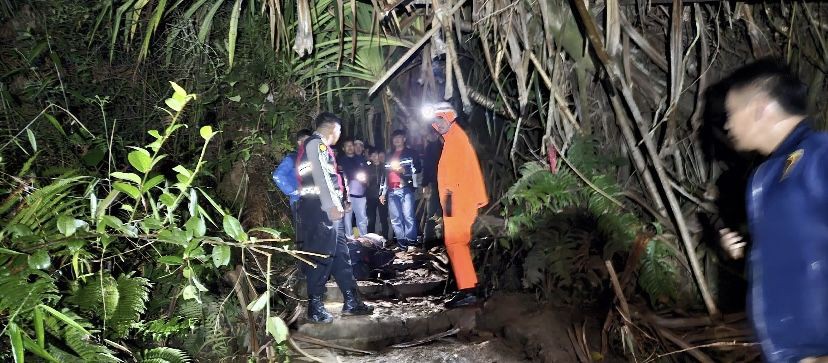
425, 102, 489, 309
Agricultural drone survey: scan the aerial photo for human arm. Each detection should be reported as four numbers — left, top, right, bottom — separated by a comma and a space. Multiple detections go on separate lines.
306, 139, 344, 220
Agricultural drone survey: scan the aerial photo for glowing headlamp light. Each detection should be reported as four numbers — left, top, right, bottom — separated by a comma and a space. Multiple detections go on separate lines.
419, 102, 456, 121
420, 105, 437, 119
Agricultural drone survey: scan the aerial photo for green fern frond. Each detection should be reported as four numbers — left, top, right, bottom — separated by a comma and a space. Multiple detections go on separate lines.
2, 175, 89, 239
140, 347, 192, 363
67, 274, 119, 317
639, 239, 679, 304
48, 346, 86, 363
0, 271, 58, 315
175, 300, 204, 321
109, 275, 151, 337
64, 327, 120, 363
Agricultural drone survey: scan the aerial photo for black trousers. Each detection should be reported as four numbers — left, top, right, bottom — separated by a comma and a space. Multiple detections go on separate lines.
297, 199, 357, 297
366, 196, 389, 238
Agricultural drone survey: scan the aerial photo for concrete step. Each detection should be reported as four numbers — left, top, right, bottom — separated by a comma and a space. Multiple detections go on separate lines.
294, 270, 449, 302
294, 296, 479, 350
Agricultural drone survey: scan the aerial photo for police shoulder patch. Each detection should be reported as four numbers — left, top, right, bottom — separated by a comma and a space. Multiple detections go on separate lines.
781, 149, 804, 181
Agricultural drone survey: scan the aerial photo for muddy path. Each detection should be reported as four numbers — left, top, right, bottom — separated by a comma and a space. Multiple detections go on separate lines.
286, 247, 609, 362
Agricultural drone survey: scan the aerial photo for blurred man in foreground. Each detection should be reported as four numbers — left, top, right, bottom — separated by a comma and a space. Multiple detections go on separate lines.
718, 59, 828, 362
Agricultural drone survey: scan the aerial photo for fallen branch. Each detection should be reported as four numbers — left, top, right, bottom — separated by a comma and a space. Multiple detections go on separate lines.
292, 333, 375, 355
391, 328, 461, 348
645, 341, 760, 363
655, 327, 716, 363
287, 336, 324, 362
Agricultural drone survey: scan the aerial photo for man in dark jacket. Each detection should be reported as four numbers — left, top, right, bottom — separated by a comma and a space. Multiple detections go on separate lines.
296, 113, 373, 323
380, 129, 421, 249
366, 147, 389, 237
717, 59, 828, 362
420, 128, 444, 248
337, 138, 369, 239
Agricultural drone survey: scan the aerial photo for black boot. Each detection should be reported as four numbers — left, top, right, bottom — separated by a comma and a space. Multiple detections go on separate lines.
307, 295, 333, 324
341, 289, 374, 316
444, 289, 480, 309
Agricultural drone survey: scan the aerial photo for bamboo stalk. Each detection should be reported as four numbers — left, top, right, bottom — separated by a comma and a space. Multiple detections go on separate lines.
367, 0, 467, 96
572, 0, 718, 316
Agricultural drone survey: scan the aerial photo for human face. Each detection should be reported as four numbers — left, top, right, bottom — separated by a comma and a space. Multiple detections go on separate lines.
431, 118, 452, 135
369, 152, 380, 164
354, 141, 364, 155
392, 135, 406, 149
724, 87, 766, 152
343, 141, 355, 156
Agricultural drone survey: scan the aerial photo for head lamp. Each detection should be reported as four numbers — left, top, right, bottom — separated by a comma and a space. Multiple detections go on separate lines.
419, 102, 456, 122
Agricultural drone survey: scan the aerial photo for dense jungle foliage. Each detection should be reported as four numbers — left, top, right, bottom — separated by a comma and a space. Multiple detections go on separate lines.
2, 0, 828, 361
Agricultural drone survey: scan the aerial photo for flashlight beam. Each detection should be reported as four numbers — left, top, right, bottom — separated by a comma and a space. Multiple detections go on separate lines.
367, 0, 467, 97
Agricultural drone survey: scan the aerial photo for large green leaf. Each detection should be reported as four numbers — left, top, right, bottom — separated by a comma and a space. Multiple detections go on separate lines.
246, 291, 269, 312
211, 245, 230, 267
128, 148, 152, 173
113, 182, 141, 200
110, 172, 142, 184
222, 215, 247, 242
28, 250, 51, 270
266, 316, 289, 344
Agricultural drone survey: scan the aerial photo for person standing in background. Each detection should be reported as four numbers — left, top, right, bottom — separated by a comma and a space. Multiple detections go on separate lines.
380, 129, 421, 250
366, 147, 389, 238
354, 139, 366, 157
420, 127, 444, 248
272, 129, 313, 247
337, 138, 369, 238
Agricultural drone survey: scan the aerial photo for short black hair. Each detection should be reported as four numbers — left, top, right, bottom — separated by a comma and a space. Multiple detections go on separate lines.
391, 129, 407, 138
367, 146, 381, 155
725, 58, 808, 116
340, 137, 354, 145
294, 128, 312, 143
314, 112, 342, 131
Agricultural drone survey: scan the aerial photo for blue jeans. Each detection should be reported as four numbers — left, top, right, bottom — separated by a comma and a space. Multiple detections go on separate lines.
388, 187, 417, 247
344, 196, 368, 238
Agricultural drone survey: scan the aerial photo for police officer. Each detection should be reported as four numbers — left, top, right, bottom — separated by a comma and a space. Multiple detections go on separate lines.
296, 112, 373, 324
717, 59, 828, 362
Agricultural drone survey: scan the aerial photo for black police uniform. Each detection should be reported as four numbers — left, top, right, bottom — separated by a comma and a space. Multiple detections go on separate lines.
295, 133, 357, 297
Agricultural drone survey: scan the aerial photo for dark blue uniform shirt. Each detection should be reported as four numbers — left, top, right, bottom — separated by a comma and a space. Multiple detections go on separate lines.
746, 120, 828, 362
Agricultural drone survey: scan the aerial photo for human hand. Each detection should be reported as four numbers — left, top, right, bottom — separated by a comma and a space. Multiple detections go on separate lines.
379, 195, 386, 205
719, 228, 746, 259
422, 186, 432, 198
327, 208, 344, 221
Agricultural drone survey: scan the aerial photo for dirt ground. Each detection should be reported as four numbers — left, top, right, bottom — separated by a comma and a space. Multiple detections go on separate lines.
338, 338, 529, 363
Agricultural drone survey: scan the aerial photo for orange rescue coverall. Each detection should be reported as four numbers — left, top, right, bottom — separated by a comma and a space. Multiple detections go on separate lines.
437, 123, 488, 290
